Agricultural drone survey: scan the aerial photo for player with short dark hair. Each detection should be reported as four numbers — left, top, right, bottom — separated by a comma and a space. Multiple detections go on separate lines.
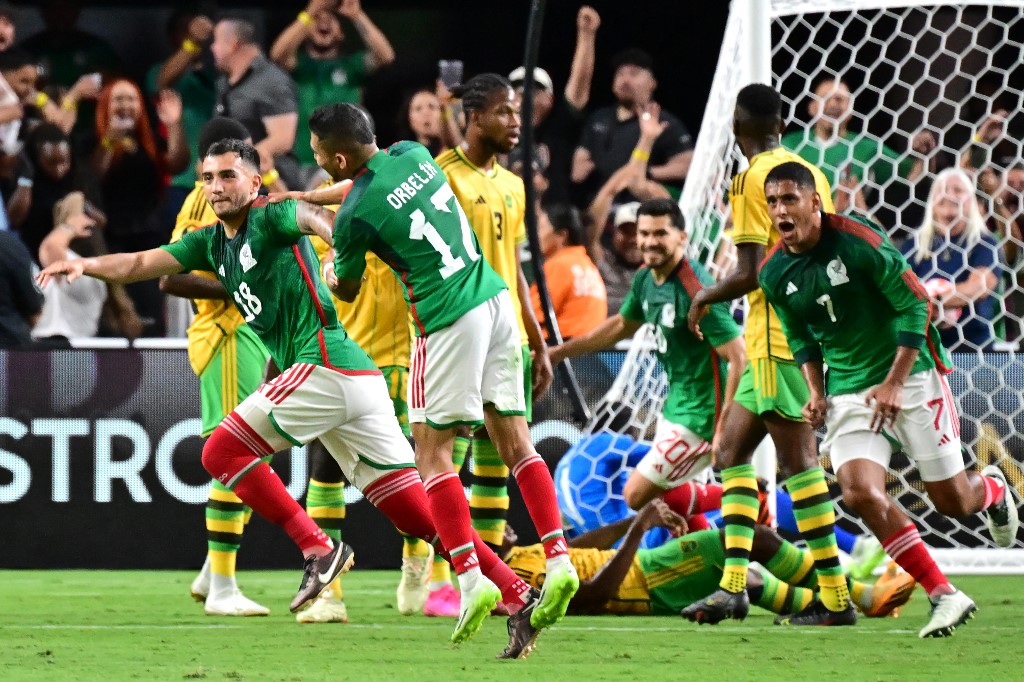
681, 83, 853, 627
37, 138, 447, 618
550, 197, 746, 517
286, 101, 577, 657
758, 160, 1020, 636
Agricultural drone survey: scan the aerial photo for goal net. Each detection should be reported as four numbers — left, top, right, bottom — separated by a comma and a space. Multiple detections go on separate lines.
675, 0, 1024, 572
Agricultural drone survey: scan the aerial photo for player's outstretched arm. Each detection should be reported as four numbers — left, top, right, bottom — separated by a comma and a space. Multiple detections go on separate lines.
36, 249, 185, 288
572, 501, 686, 613
687, 242, 763, 338
269, 180, 353, 207
160, 273, 229, 301
548, 313, 641, 366
295, 200, 337, 245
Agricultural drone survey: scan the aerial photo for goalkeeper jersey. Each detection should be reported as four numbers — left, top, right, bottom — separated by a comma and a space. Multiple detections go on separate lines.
332, 141, 506, 336
619, 258, 741, 439
505, 544, 651, 615
758, 212, 951, 396
729, 147, 834, 361
163, 198, 376, 373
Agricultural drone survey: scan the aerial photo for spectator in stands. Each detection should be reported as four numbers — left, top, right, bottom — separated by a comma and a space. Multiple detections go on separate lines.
571, 48, 693, 205
591, 201, 643, 315
782, 76, 937, 208
22, 0, 120, 89
91, 79, 185, 337
395, 87, 445, 156
212, 17, 298, 187
510, 5, 600, 205
271, 0, 394, 189
508, 142, 551, 198
148, 10, 217, 226
0, 229, 42, 347
531, 202, 607, 339
900, 168, 1003, 351
0, 3, 16, 52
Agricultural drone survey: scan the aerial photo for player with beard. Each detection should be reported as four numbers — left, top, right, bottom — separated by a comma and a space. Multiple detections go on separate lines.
36, 138, 447, 617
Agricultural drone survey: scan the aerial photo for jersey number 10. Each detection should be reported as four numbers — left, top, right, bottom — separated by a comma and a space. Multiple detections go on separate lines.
408, 184, 481, 279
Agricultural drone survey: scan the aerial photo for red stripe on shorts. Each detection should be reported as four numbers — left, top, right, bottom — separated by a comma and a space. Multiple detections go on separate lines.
266, 363, 315, 404
939, 373, 960, 438
411, 336, 427, 409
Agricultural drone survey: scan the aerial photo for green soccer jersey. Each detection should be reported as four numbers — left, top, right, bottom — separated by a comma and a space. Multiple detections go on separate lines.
619, 258, 741, 439
758, 213, 952, 396
162, 198, 377, 373
333, 141, 507, 336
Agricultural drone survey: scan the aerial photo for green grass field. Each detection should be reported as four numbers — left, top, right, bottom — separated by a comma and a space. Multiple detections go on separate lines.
2, 570, 1021, 681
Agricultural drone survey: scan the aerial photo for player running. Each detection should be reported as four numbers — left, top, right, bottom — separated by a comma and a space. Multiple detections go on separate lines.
36, 138, 448, 617
681, 83, 852, 626
757, 161, 1020, 637
282, 102, 577, 651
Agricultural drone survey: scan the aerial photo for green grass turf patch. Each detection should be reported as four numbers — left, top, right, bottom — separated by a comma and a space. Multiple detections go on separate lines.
1, 570, 1020, 681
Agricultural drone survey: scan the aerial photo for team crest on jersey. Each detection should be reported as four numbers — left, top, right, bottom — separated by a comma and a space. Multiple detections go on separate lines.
505, 195, 513, 207
786, 281, 798, 295
660, 303, 676, 328
826, 257, 850, 286
239, 243, 257, 273
218, 265, 226, 277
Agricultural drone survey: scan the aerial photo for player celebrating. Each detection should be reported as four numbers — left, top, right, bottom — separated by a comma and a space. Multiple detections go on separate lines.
550, 198, 745, 512
681, 83, 852, 626
290, 102, 577, 650
757, 161, 1020, 637
36, 139, 451, 617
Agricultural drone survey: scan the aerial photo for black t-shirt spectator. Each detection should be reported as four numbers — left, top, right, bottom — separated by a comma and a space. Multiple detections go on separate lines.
577, 106, 693, 199
537, 95, 586, 205
0, 232, 43, 347
214, 54, 297, 145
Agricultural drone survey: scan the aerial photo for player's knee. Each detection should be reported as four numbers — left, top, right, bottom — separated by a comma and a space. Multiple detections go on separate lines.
622, 479, 646, 510
202, 425, 254, 482
841, 482, 889, 517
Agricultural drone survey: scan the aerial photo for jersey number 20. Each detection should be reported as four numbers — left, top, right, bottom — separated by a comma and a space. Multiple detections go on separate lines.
408, 184, 481, 279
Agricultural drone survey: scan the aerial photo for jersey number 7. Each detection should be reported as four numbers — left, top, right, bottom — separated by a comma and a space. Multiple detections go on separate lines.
409, 184, 481, 279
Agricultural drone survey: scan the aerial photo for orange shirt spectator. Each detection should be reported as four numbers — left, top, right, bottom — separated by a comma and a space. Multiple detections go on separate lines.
531, 203, 607, 339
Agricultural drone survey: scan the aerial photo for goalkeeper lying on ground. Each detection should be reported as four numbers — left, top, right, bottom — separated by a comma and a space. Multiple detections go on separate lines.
503, 499, 913, 622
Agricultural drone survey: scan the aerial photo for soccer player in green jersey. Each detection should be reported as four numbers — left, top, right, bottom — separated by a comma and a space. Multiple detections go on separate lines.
35, 138, 452, 618
549, 198, 745, 513
681, 83, 852, 627
758, 161, 1021, 637
283, 102, 577, 656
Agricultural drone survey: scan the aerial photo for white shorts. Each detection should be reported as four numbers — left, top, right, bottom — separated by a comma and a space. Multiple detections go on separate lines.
635, 416, 713, 489
821, 368, 964, 483
409, 290, 525, 428
231, 363, 415, 491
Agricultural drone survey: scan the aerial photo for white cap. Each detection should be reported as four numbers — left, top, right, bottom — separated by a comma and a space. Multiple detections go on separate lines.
508, 66, 553, 92
613, 202, 641, 228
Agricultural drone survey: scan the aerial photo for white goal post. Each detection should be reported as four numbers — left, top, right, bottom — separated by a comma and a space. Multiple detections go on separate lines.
676, 0, 1024, 572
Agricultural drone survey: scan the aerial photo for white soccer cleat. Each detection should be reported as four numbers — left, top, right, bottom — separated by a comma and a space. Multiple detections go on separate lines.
296, 595, 349, 623
190, 557, 211, 602
918, 590, 977, 638
396, 545, 434, 616
981, 465, 1020, 548
204, 589, 270, 617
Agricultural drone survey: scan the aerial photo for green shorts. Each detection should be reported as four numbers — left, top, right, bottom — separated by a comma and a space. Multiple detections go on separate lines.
522, 345, 533, 422
199, 325, 270, 437
638, 529, 725, 615
381, 365, 410, 438
733, 358, 808, 421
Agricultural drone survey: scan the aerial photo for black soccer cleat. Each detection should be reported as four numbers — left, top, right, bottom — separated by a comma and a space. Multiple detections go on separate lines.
681, 588, 750, 624
774, 599, 857, 626
497, 588, 542, 660
290, 542, 355, 613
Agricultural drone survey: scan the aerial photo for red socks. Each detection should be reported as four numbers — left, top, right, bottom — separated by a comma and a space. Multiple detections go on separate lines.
981, 474, 1006, 509
663, 482, 723, 516
511, 455, 568, 560
364, 468, 439, 542
423, 471, 479, 574
882, 523, 953, 596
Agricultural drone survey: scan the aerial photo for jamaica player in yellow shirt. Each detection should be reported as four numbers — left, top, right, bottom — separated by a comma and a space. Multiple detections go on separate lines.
432, 73, 554, 615
681, 84, 852, 626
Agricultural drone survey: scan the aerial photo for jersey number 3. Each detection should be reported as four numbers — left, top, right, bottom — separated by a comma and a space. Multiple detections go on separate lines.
233, 282, 263, 322
408, 184, 481, 279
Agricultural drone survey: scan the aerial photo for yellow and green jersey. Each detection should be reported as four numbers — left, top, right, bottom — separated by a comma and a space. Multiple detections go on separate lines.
758, 213, 951, 395
172, 183, 247, 376
333, 141, 506, 336
728, 147, 834, 361
436, 146, 528, 343
164, 198, 375, 373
